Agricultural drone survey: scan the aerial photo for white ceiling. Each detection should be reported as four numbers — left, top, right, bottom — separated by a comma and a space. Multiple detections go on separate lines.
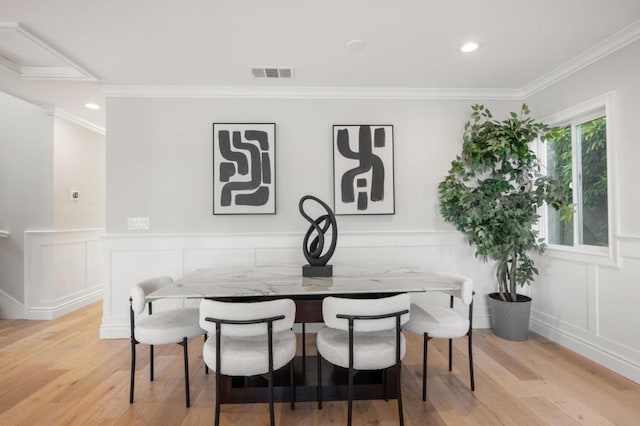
1, 0, 640, 130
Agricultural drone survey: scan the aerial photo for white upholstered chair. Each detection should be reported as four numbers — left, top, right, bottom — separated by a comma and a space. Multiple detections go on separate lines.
129, 276, 206, 407
403, 273, 475, 401
316, 293, 410, 426
199, 298, 297, 426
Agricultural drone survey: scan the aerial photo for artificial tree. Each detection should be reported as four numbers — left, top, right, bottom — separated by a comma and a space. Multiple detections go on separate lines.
438, 104, 572, 302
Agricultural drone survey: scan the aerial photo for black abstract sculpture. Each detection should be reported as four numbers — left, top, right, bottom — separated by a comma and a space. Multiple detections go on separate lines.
299, 195, 338, 277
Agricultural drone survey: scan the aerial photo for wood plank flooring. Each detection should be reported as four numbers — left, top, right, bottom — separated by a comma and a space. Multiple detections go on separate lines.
1, 302, 639, 425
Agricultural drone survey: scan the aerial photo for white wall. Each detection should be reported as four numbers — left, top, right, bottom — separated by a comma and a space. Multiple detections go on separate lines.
106, 97, 517, 233
0, 93, 106, 319
53, 117, 105, 229
526, 39, 640, 382
102, 96, 515, 337
0, 92, 54, 316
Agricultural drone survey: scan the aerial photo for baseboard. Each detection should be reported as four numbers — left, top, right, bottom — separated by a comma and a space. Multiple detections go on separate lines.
530, 316, 640, 384
99, 314, 129, 339
0, 288, 25, 319
27, 287, 104, 320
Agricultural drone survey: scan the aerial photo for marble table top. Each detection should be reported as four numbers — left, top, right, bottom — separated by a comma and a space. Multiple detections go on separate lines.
147, 265, 469, 300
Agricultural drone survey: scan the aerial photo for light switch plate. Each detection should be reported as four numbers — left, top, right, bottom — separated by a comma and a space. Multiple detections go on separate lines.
127, 217, 150, 230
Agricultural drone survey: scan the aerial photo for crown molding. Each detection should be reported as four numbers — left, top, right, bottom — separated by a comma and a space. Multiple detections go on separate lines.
0, 22, 97, 81
522, 19, 640, 98
102, 20, 640, 102
53, 108, 106, 135
102, 85, 523, 100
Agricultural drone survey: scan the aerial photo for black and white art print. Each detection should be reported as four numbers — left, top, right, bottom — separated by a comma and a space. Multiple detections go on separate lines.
213, 123, 276, 214
333, 125, 395, 215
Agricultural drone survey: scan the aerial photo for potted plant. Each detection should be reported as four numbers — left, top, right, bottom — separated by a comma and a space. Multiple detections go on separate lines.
438, 104, 572, 341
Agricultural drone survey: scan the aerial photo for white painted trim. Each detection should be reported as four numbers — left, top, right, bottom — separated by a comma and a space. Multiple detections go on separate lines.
99, 230, 494, 339
102, 85, 523, 100
27, 287, 103, 320
0, 229, 9, 238
0, 22, 97, 81
0, 288, 25, 319
54, 109, 106, 135
522, 20, 640, 97
618, 236, 640, 259
24, 229, 105, 320
531, 314, 640, 384
541, 92, 619, 267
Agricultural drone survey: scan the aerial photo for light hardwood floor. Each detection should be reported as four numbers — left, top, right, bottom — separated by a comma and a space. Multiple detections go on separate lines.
1, 302, 639, 425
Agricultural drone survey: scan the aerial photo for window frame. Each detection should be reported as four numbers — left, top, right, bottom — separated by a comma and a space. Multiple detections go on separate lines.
538, 92, 617, 266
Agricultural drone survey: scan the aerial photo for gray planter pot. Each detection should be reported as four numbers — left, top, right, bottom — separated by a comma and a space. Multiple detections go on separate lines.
488, 293, 532, 341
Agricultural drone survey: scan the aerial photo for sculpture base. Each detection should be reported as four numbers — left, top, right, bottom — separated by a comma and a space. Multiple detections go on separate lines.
302, 264, 333, 277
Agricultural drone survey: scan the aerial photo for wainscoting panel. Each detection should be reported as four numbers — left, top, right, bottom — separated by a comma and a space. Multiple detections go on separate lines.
531, 237, 640, 383
24, 229, 105, 320
100, 231, 495, 339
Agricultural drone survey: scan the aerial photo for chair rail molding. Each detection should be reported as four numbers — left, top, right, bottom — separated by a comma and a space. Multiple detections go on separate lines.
24, 228, 105, 320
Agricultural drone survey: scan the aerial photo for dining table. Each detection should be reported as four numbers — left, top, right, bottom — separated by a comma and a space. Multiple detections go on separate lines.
147, 264, 470, 404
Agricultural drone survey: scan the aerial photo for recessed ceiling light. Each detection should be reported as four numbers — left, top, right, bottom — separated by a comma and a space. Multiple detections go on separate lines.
85, 102, 100, 110
460, 42, 479, 53
346, 40, 365, 51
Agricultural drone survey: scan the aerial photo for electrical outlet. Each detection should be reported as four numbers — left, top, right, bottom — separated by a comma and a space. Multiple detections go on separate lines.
127, 217, 150, 230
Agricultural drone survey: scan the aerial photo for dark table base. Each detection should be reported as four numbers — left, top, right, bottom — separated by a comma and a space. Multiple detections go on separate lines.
219, 355, 399, 404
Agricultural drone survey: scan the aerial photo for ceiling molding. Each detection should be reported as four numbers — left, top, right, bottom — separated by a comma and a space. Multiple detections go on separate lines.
102, 19, 640, 104
102, 85, 523, 100
53, 108, 106, 135
0, 22, 97, 81
522, 19, 640, 98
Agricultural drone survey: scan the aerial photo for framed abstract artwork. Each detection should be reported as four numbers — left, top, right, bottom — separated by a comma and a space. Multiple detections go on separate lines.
213, 123, 276, 214
333, 124, 395, 215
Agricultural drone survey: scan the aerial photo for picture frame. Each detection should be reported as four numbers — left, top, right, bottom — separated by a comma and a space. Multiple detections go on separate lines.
213, 123, 276, 214
333, 124, 395, 215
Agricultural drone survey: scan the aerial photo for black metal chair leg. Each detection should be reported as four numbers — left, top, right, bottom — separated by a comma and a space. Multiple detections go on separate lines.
150, 344, 154, 381
215, 371, 221, 426
347, 365, 353, 426
129, 341, 136, 403
204, 335, 209, 375
317, 352, 322, 409
290, 359, 296, 410
182, 337, 191, 407
269, 369, 275, 426
423, 333, 428, 401
449, 338, 453, 371
397, 361, 404, 426
469, 332, 475, 391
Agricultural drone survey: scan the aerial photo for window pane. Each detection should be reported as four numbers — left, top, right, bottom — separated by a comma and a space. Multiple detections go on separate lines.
547, 126, 573, 246
578, 117, 608, 246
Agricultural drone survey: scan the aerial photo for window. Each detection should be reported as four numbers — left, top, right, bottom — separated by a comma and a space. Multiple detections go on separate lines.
545, 107, 609, 251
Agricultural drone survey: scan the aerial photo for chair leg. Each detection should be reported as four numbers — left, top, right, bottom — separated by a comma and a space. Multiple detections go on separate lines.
150, 344, 154, 381
423, 333, 428, 401
182, 337, 191, 408
469, 332, 475, 391
448, 338, 453, 371
347, 364, 353, 426
290, 358, 296, 410
317, 352, 323, 409
215, 371, 221, 426
397, 362, 404, 426
204, 335, 209, 375
269, 368, 275, 426
129, 340, 136, 403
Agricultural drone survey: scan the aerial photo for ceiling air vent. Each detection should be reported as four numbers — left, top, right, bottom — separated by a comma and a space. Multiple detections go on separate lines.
250, 66, 294, 79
